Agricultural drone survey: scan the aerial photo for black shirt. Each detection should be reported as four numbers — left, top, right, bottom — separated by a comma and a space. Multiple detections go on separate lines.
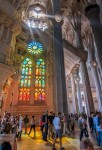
48, 115, 55, 124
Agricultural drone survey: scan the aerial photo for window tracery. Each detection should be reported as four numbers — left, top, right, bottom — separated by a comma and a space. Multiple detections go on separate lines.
19, 42, 46, 103
27, 42, 43, 55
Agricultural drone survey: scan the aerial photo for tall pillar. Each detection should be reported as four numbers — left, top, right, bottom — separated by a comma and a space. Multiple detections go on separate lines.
0, 85, 3, 97
90, 61, 102, 111
87, 33, 102, 111
66, 76, 73, 114
66, 77, 70, 114
97, 67, 102, 90
80, 60, 94, 114
85, 4, 102, 73
53, 0, 68, 114
76, 69, 83, 113
74, 15, 95, 114
95, 45, 102, 89
30, 64, 34, 105
70, 72, 77, 114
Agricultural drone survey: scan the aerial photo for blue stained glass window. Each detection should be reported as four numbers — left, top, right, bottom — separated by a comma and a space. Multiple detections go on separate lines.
27, 42, 43, 55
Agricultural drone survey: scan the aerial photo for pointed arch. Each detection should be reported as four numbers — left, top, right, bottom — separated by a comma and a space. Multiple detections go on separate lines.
19, 58, 32, 101
35, 58, 46, 101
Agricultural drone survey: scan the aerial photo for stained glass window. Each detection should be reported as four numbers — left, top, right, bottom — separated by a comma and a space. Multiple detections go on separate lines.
35, 58, 46, 101
27, 42, 43, 55
19, 58, 32, 101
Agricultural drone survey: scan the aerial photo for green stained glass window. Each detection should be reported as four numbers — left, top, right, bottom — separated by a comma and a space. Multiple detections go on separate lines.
19, 58, 32, 101
35, 58, 46, 101
27, 42, 43, 55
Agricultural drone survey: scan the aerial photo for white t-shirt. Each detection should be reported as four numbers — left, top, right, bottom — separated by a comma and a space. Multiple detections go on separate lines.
53, 116, 61, 130
31, 118, 35, 125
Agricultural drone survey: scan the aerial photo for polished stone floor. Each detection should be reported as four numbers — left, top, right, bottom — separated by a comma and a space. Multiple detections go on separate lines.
17, 128, 80, 150
17, 128, 102, 150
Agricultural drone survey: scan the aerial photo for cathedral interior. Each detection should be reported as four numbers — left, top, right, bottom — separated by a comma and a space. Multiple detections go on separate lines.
0, 0, 102, 149
0, 0, 102, 118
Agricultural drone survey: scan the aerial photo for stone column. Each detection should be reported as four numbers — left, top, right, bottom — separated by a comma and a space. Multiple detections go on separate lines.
30, 64, 35, 105
85, 4, 102, 73
66, 76, 71, 114
73, 13, 95, 114
86, 33, 102, 111
90, 61, 102, 111
95, 45, 102, 89
75, 69, 83, 113
63, 38, 95, 114
80, 60, 94, 114
53, 0, 68, 114
97, 67, 102, 89
0, 85, 3, 97
70, 72, 77, 114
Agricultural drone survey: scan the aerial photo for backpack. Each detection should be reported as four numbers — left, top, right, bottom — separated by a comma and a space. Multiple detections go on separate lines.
78, 120, 83, 129
39, 117, 44, 127
4, 123, 12, 134
24, 117, 29, 124
1, 141, 12, 150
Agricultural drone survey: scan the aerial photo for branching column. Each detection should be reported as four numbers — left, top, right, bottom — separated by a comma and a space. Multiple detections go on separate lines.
85, 4, 102, 74
90, 62, 102, 111
66, 76, 71, 114
86, 34, 102, 112
76, 69, 83, 113
74, 13, 95, 114
70, 71, 77, 114
80, 60, 94, 114
53, 0, 68, 114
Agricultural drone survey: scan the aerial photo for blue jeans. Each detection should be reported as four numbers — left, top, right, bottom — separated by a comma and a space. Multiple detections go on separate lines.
97, 131, 102, 146
43, 123, 48, 140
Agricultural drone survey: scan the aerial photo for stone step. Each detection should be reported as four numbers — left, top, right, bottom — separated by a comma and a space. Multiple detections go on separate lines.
12, 106, 47, 112
11, 105, 48, 125
11, 105, 48, 123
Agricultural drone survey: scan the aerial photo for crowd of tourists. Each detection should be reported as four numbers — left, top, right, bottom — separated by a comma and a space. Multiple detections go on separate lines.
0, 112, 23, 139
78, 111, 102, 146
0, 110, 102, 149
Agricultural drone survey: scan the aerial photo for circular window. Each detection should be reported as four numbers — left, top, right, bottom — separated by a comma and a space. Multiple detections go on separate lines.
27, 42, 43, 54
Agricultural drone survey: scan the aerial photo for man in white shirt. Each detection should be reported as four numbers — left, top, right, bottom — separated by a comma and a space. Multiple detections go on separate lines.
28, 116, 36, 137
52, 112, 64, 149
